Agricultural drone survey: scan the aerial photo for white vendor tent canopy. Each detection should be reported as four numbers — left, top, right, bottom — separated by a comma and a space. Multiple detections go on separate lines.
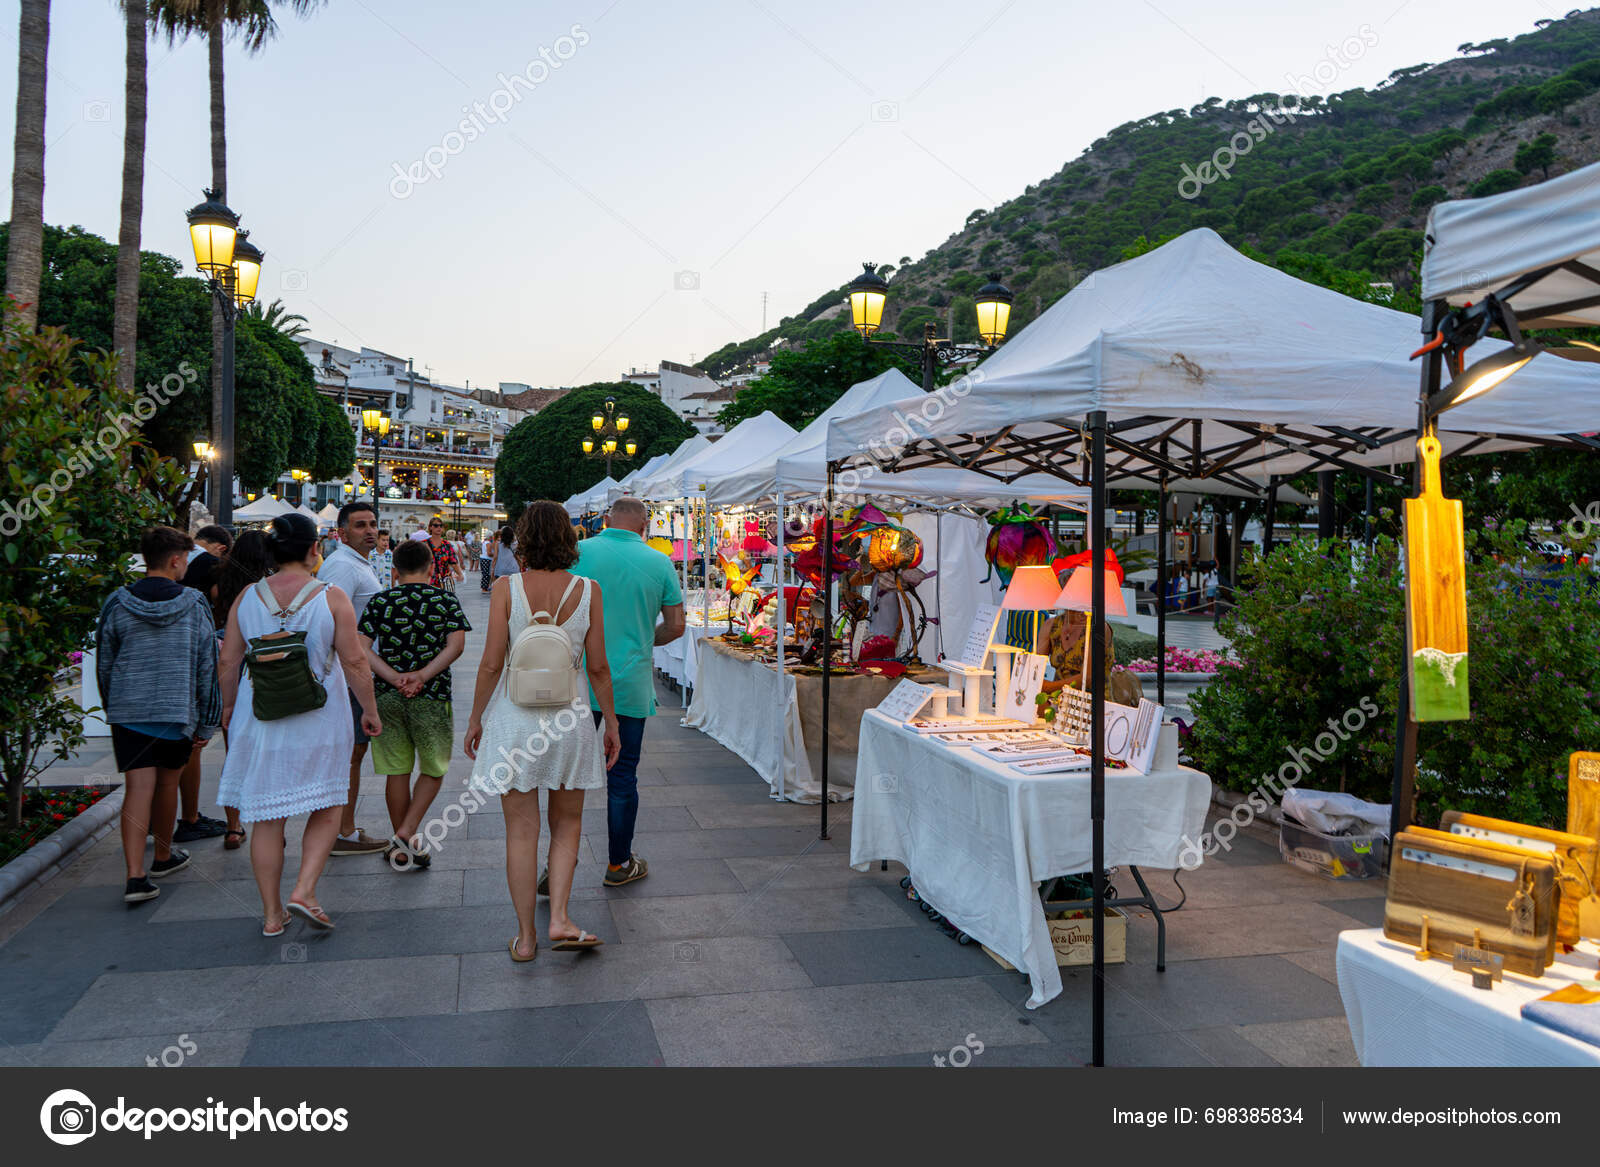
702, 368, 1089, 510
316, 503, 341, 525
232, 496, 293, 521
643, 411, 797, 501
295, 503, 321, 523
609, 453, 670, 504
1423, 159, 1600, 328
634, 433, 715, 500
825, 228, 1600, 491
563, 476, 620, 516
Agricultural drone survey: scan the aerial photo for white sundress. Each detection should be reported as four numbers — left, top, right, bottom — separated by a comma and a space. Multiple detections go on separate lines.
217, 582, 353, 823
469, 573, 605, 796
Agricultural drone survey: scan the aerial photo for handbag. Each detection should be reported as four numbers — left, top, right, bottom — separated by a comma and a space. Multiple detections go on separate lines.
244, 578, 332, 722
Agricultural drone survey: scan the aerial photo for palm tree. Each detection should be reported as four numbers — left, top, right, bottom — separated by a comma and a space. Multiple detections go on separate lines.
244, 297, 308, 337
113, 0, 148, 395
5, 0, 49, 329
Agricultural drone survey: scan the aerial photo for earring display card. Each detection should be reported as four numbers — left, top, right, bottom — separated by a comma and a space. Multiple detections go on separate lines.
999, 652, 1049, 724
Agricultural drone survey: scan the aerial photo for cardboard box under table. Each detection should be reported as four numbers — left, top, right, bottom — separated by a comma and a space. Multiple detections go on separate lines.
850, 708, 1212, 1008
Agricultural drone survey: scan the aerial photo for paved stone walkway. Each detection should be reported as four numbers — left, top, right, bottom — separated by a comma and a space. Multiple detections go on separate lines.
0, 586, 1372, 1067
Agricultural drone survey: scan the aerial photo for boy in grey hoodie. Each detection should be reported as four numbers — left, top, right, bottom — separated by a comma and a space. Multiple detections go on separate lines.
96, 526, 223, 905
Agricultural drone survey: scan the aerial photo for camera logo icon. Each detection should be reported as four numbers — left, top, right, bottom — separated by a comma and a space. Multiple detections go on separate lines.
83, 100, 112, 123
281, 269, 309, 293
874, 773, 898, 793
281, 942, 307, 963
673, 270, 700, 291
674, 941, 701, 963
870, 101, 899, 123
40, 1088, 97, 1146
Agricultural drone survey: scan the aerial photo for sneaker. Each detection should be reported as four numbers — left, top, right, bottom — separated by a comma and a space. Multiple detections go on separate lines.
603, 855, 648, 887
149, 849, 190, 877
174, 815, 227, 842
330, 828, 389, 856
124, 876, 160, 904
536, 867, 548, 896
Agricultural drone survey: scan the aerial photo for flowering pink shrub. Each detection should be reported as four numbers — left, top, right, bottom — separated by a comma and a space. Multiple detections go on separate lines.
1124, 647, 1229, 674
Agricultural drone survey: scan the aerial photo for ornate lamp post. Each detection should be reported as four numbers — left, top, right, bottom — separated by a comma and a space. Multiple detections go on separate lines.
192, 440, 214, 510
846, 263, 1013, 391
289, 468, 311, 507
580, 395, 632, 477
361, 401, 391, 510
185, 191, 262, 528
450, 486, 466, 533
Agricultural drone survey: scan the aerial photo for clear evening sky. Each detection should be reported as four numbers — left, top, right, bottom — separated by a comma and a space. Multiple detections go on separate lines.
1, 0, 1563, 389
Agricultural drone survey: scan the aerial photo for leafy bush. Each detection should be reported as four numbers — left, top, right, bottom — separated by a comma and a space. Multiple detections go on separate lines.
1470, 168, 1524, 197
1188, 529, 1600, 828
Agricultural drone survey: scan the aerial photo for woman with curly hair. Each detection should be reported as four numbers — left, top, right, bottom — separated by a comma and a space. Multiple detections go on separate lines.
465, 501, 621, 961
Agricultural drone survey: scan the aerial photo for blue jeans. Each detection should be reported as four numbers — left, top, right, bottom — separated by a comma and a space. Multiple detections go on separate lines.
593, 712, 647, 866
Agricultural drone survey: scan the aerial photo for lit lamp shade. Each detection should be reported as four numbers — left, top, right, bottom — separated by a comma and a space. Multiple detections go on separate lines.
591, 414, 604, 431
1056, 566, 1128, 617
603, 438, 618, 454
847, 263, 889, 337
582, 438, 595, 454
975, 273, 1013, 347
185, 190, 238, 275
231, 232, 263, 306
866, 526, 923, 572
1001, 564, 1065, 611
361, 407, 383, 430
616, 416, 630, 433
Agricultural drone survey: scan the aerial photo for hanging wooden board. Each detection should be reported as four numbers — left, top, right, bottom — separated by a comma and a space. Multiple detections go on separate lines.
1404, 435, 1469, 721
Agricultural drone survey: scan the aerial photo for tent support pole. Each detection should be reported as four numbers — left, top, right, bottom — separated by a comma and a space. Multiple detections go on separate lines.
681, 499, 691, 709
1262, 477, 1280, 556
1390, 311, 1443, 841
820, 464, 835, 838
775, 491, 787, 803
1088, 411, 1108, 1069
1156, 462, 1168, 706
1317, 470, 1337, 541
1364, 477, 1374, 547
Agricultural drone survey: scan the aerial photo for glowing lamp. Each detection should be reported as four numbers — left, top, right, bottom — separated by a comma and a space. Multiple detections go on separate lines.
1057, 567, 1127, 616
193, 440, 211, 459
975, 272, 1013, 347
617, 415, 630, 432
847, 262, 889, 337
582, 438, 595, 454
185, 189, 238, 275
866, 526, 923, 573
231, 231, 263, 306
1427, 343, 1537, 419
1003, 565, 1066, 612
592, 414, 604, 431
625, 439, 637, 456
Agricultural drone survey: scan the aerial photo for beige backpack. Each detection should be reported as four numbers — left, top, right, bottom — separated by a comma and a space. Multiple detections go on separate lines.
506, 574, 585, 707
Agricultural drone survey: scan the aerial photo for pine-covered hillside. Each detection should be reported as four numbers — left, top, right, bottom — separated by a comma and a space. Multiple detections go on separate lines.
704, 10, 1600, 380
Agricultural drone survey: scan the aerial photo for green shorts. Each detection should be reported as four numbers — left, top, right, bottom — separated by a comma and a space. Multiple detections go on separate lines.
371, 691, 454, 778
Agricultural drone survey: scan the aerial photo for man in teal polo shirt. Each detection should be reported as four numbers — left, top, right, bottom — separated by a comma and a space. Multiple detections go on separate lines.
575, 497, 685, 886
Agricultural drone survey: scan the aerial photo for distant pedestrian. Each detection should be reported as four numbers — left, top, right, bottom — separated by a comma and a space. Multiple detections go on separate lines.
426, 517, 462, 591
97, 526, 222, 905
315, 501, 390, 858
480, 530, 496, 593
217, 513, 382, 935
573, 497, 685, 888
368, 529, 395, 589
175, 524, 232, 846
493, 524, 518, 580
466, 501, 620, 959
358, 538, 470, 869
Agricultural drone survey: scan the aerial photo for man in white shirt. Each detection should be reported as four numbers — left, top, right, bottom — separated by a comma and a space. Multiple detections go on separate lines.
315, 501, 388, 856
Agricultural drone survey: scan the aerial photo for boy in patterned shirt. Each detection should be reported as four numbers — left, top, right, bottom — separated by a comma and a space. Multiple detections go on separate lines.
357, 538, 471, 868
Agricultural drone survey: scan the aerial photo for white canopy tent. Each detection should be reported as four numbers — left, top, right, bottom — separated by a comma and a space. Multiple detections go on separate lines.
232, 496, 293, 521
608, 452, 670, 505
645, 411, 798, 502
316, 502, 341, 525
825, 228, 1600, 487
632, 434, 715, 500
295, 503, 321, 523
562, 476, 621, 517
1423, 159, 1600, 328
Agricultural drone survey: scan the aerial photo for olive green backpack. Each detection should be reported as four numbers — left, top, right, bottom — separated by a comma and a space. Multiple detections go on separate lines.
245, 578, 332, 721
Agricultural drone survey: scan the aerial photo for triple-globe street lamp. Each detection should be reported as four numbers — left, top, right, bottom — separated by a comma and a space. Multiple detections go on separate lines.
845, 264, 1013, 391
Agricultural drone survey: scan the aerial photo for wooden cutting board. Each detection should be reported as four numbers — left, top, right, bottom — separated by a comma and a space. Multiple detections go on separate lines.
1440, 811, 1599, 945
1404, 434, 1469, 721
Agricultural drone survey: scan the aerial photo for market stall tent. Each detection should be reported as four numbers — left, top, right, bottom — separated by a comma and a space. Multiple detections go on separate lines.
632, 434, 714, 500
232, 496, 293, 521
1423, 158, 1600, 327
645, 411, 798, 501
562, 476, 620, 517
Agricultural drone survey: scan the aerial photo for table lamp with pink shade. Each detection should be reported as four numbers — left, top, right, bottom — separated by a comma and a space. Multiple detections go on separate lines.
996, 565, 1064, 717
1057, 566, 1127, 688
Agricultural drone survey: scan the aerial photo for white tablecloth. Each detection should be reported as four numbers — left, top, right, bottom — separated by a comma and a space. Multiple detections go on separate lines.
683, 641, 826, 803
652, 622, 721, 692
1337, 927, 1600, 1066
850, 709, 1211, 1008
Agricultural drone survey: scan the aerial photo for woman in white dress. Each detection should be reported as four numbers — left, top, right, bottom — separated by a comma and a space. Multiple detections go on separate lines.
218, 513, 383, 936
466, 501, 621, 961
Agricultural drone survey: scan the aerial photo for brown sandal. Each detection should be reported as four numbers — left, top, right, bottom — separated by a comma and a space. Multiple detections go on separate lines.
508, 936, 537, 962
224, 829, 246, 850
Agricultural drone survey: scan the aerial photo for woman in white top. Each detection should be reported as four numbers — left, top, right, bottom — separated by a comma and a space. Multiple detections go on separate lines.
466, 501, 621, 960
218, 512, 383, 936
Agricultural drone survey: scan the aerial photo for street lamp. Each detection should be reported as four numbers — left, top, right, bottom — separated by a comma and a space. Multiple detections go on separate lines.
847, 262, 1013, 392
450, 486, 466, 533
231, 231, 263, 308
290, 468, 311, 507
579, 395, 632, 477
186, 189, 247, 527
361, 401, 391, 510
192, 441, 214, 509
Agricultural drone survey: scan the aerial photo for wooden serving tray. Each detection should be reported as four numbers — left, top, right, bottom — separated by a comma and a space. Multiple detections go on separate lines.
1440, 811, 1598, 946
1384, 827, 1560, 977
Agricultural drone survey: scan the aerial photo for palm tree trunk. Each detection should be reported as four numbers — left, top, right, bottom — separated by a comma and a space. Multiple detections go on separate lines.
4, 0, 49, 329
113, 0, 147, 396
207, 12, 225, 489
